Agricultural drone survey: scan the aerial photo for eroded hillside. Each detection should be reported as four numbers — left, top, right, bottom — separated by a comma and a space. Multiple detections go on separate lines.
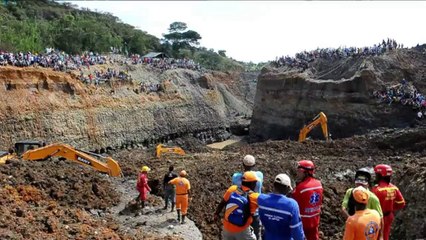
250, 49, 426, 141
0, 64, 258, 150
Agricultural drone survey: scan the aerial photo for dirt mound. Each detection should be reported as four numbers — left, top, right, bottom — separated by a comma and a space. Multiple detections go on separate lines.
0, 158, 182, 239
393, 158, 426, 239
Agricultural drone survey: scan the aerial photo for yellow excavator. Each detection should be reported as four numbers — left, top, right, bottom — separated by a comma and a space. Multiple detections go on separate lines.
298, 112, 329, 142
1, 141, 122, 177
156, 144, 186, 159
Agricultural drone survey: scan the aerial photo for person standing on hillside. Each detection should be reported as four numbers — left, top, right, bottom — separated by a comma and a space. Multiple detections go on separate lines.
231, 154, 264, 240
292, 160, 323, 240
169, 170, 191, 224
163, 165, 178, 212
343, 186, 381, 240
136, 166, 151, 210
372, 164, 406, 240
215, 171, 259, 240
258, 173, 305, 240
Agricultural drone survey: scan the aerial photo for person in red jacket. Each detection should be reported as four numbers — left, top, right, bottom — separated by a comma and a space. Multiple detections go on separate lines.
372, 164, 405, 240
292, 160, 323, 240
136, 166, 152, 210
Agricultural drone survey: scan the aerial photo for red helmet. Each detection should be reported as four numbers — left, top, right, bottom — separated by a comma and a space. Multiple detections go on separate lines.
297, 160, 315, 174
374, 164, 393, 177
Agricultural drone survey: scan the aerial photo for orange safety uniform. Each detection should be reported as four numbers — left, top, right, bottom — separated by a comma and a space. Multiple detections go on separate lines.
372, 182, 405, 240
343, 208, 381, 240
222, 185, 260, 233
169, 177, 191, 215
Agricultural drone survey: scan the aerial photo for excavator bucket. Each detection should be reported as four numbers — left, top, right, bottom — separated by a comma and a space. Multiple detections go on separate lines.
106, 157, 122, 177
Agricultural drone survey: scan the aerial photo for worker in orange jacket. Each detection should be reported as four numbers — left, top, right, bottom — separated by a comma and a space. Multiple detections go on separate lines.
169, 170, 191, 224
372, 164, 405, 240
343, 186, 381, 240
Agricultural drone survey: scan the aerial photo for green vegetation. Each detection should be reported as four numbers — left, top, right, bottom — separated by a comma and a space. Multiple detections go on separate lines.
0, 0, 253, 71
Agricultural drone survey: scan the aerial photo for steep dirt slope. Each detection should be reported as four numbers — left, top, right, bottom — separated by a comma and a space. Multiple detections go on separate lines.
250, 49, 426, 141
0, 65, 257, 150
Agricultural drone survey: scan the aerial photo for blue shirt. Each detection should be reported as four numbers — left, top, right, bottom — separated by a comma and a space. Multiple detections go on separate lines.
232, 171, 263, 194
232, 171, 263, 216
258, 193, 305, 240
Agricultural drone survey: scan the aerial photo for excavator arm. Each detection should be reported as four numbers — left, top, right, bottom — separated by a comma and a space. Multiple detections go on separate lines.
298, 112, 329, 142
21, 143, 122, 177
156, 144, 186, 158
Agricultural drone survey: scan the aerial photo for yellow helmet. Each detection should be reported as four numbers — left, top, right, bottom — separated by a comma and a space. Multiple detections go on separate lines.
141, 166, 151, 172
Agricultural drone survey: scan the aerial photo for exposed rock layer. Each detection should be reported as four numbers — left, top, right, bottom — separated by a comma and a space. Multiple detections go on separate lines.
250, 50, 426, 141
0, 66, 257, 150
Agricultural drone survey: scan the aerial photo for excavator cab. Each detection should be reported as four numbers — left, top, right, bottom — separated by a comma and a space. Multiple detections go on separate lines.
14, 141, 45, 155
0, 151, 12, 164
298, 112, 330, 142
156, 144, 186, 159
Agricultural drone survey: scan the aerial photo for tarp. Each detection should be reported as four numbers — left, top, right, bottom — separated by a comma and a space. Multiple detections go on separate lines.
142, 52, 168, 59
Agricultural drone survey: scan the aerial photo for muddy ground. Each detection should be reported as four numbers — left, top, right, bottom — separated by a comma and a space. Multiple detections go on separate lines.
1, 127, 425, 239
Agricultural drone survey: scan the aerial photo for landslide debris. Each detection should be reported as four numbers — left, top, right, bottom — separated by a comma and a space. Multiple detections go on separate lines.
112, 128, 425, 240
0, 159, 173, 239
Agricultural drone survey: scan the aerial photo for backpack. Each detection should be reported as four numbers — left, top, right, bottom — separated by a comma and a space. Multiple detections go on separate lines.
224, 188, 251, 226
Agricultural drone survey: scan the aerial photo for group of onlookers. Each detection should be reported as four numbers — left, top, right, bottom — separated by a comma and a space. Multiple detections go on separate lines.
129, 54, 202, 71
273, 38, 402, 69
373, 78, 426, 120
0, 49, 110, 71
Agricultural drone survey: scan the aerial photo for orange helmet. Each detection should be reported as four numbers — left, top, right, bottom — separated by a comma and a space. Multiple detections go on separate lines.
179, 170, 187, 177
374, 164, 392, 177
352, 186, 369, 204
297, 160, 315, 174
242, 171, 258, 182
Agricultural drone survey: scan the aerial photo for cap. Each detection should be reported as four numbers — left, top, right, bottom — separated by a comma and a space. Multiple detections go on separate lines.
274, 173, 293, 190
352, 186, 369, 204
141, 166, 151, 172
242, 171, 258, 182
243, 155, 256, 166
179, 170, 187, 177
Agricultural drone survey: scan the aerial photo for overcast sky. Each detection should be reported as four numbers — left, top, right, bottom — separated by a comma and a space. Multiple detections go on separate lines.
66, 1, 426, 63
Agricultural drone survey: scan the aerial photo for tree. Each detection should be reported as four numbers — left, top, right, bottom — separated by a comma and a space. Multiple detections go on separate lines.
162, 21, 202, 57
218, 50, 227, 57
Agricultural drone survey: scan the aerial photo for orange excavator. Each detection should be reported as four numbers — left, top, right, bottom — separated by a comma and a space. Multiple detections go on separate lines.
2, 141, 122, 177
298, 112, 330, 142
156, 144, 186, 159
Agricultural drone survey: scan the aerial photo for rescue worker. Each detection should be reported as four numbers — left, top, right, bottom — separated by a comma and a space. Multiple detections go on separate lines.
258, 173, 305, 240
372, 164, 405, 240
136, 166, 151, 210
343, 186, 381, 240
341, 167, 383, 218
292, 160, 323, 240
231, 154, 264, 240
214, 171, 260, 240
163, 165, 178, 211
169, 170, 191, 224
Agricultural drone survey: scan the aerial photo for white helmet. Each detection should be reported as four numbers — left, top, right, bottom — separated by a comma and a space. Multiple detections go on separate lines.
243, 155, 256, 167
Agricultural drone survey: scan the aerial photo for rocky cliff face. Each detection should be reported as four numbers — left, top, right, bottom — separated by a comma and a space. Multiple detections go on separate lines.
0, 65, 257, 151
250, 49, 426, 141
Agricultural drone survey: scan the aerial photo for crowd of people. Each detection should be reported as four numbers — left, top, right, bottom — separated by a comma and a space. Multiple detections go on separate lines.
78, 67, 130, 85
0, 49, 110, 71
373, 78, 426, 120
273, 38, 402, 70
136, 155, 405, 240
130, 54, 202, 71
